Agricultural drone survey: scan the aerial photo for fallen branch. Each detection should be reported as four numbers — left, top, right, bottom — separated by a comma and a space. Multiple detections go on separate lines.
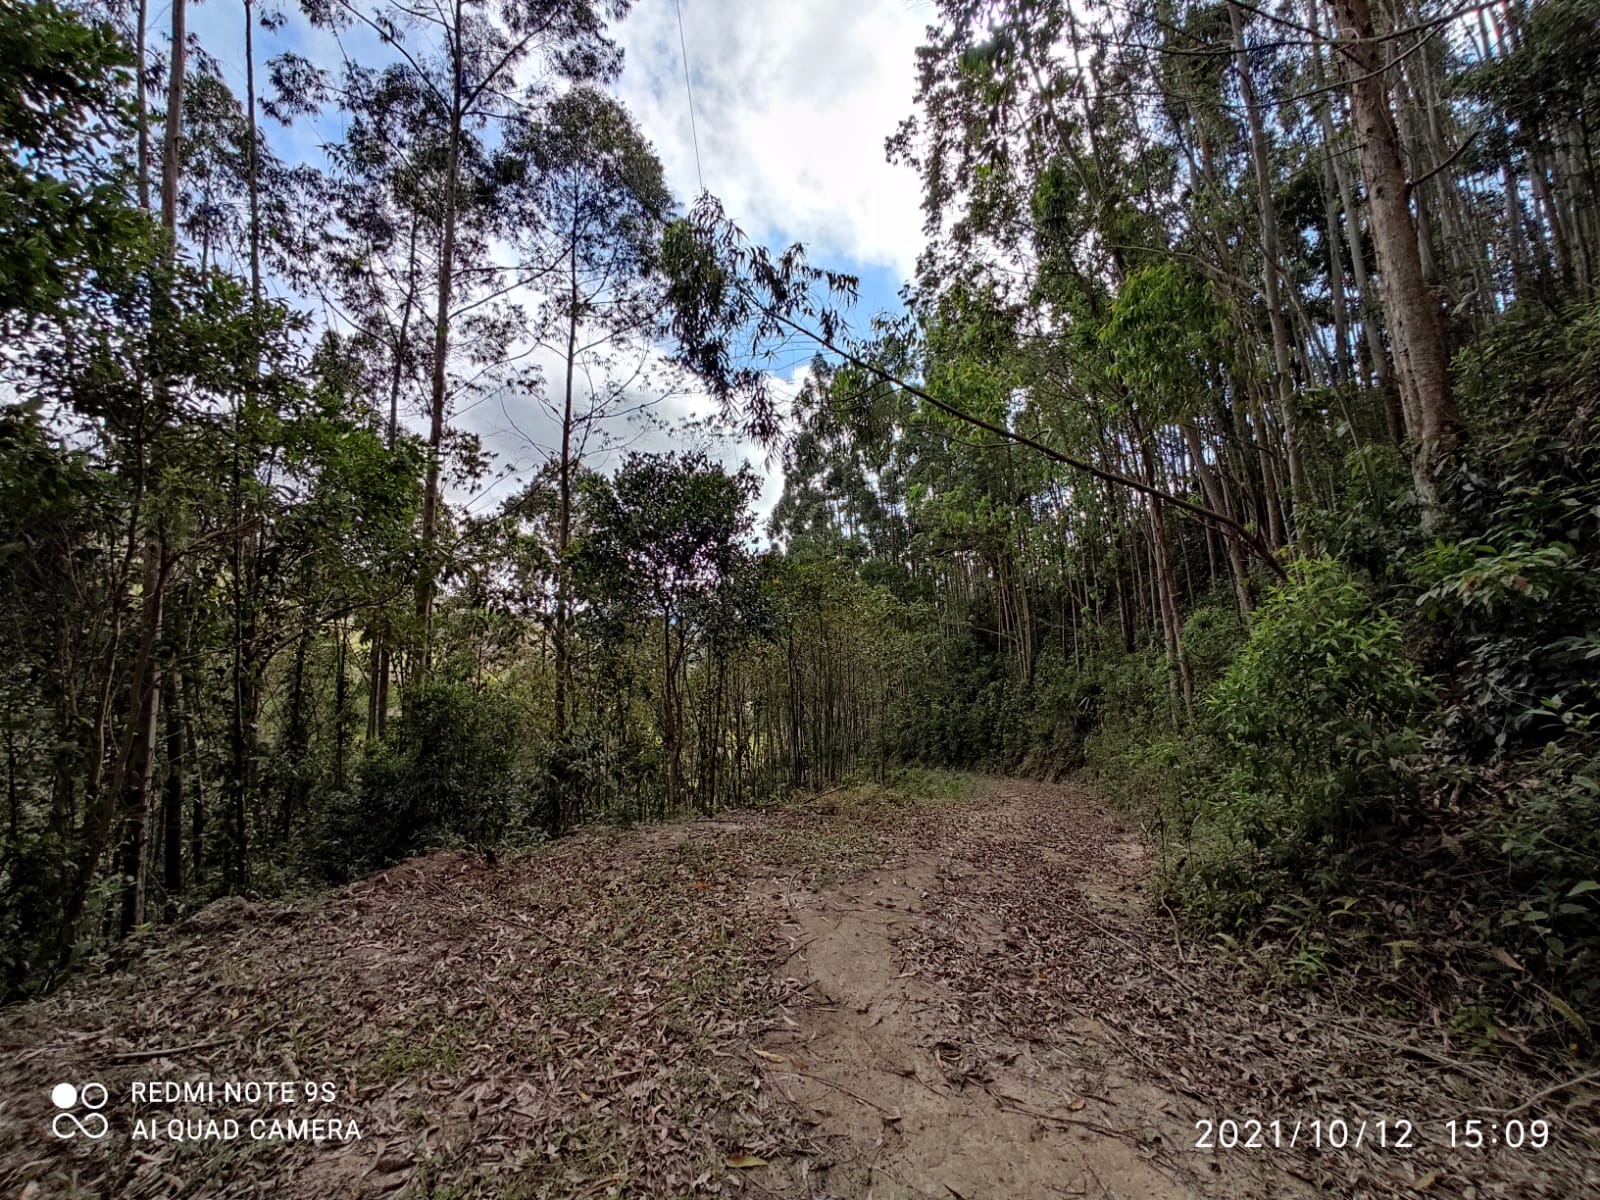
107, 1038, 230, 1063
1499, 1069, 1600, 1117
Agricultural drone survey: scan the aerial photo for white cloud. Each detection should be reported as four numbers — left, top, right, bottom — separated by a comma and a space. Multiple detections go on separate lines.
450, 336, 807, 537
614, 0, 932, 281
445, 0, 937, 535
189, 0, 898, 531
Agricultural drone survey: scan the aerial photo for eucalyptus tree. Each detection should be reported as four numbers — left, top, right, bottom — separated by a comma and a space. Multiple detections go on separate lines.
502, 84, 674, 733
0, 0, 154, 959
0, 0, 143, 318
1323, 0, 1461, 510
571, 452, 759, 811
304, 0, 630, 678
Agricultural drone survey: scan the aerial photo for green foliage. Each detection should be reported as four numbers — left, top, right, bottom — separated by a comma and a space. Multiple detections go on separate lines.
1144, 562, 1427, 929
1211, 558, 1424, 802
890, 627, 1012, 766
1098, 262, 1232, 417
1305, 443, 1421, 582
1486, 748, 1600, 1011
572, 450, 758, 633
1179, 602, 1245, 687
324, 683, 541, 877
0, 0, 148, 317
536, 728, 660, 831
1, 0, 1596, 1066
1412, 532, 1599, 757
1461, 0, 1600, 142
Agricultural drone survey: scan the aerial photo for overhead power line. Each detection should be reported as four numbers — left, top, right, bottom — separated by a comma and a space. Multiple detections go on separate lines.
672, 0, 705, 194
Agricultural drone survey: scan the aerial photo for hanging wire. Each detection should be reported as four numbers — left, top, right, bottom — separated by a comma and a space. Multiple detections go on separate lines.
672, 0, 705, 194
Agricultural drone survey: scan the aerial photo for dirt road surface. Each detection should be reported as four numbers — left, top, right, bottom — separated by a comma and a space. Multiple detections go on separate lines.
1, 777, 1593, 1198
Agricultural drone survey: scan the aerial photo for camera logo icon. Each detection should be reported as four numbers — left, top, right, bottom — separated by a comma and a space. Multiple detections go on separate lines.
50, 1082, 109, 1139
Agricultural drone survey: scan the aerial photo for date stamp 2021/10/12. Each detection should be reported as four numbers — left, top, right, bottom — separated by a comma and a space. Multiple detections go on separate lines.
1194, 1116, 1552, 1152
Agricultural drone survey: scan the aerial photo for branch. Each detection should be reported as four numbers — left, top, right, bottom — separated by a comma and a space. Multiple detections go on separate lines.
1408, 128, 1480, 196
759, 308, 1288, 580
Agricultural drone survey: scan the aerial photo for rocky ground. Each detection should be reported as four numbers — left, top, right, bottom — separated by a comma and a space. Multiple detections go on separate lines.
1, 775, 1594, 1198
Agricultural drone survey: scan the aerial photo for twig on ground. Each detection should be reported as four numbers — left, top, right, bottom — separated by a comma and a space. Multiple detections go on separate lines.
774, 1069, 901, 1116
1076, 910, 1199, 999
106, 1038, 230, 1062
1160, 899, 1186, 965
1499, 1069, 1600, 1116
1325, 1019, 1505, 1090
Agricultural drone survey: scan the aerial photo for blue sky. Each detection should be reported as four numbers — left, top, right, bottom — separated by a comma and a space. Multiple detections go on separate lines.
183, 0, 935, 522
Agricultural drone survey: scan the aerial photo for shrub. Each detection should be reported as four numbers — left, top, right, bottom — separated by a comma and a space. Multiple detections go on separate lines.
1161, 559, 1426, 924
1210, 557, 1424, 818
322, 682, 540, 877
1480, 746, 1600, 1019
1412, 532, 1599, 756
1180, 601, 1245, 689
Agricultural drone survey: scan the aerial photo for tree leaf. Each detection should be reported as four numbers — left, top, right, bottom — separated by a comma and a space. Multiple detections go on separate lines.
1490, 946, 1525, 972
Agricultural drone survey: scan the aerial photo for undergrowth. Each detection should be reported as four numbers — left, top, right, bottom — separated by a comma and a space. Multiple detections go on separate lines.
903, 300, 1600, 1058
1067, 302, 1600, 1057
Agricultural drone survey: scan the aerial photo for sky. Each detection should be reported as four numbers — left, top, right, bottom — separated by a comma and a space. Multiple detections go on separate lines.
613, 0, 932, 307
451, 0, 939, 526
595, 0, 936, 524
188, 0, 936, 528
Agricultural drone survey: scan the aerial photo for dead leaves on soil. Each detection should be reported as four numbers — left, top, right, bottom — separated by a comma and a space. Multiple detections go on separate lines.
0, 805, 905, 1200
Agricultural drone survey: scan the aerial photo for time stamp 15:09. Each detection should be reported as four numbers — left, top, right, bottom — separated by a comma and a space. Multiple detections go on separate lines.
1194, 1117, 1553, 1152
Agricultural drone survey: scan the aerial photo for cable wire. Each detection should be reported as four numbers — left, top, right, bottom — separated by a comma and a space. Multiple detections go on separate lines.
672, 0, 705, 194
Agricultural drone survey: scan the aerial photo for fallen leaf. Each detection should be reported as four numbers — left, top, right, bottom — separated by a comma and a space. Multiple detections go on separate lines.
1490, 946, 1526, 972
1414, 1169, 1439, 1190
725, 1153, 768, 1168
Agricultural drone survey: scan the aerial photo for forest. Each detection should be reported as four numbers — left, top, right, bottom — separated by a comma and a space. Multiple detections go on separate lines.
2, 0, 1599, 1173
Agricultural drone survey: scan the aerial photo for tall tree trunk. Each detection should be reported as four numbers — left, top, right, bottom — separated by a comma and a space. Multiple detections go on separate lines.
663, 610, 680, 809
159, 0, 185, 248
334, 621, 349, 790
1311, 2, 1399, 423
243, 0, 260, 312
161, 669, 183, 913
554, 200, 581, 735
1183, 422, 1254, 618
184, 658, 204, 883
281, 626, 310, 842
105, 0, 187, 940
135, 0, 150, 211
116, 544, 167, 936
1230, 2, 1309, 518
414, 0, 466, 676
1326, 0, 1463, 509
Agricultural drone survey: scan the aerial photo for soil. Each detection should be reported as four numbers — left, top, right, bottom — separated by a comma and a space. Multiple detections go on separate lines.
1, 776, 1595, 1199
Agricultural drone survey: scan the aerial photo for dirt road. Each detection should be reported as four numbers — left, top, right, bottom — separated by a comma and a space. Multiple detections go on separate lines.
1, 776, 1592, 1198
762, 777, 1297, 1199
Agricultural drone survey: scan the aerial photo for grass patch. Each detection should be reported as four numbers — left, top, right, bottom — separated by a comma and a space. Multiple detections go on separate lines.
369, 1020, 470, 1079
885, 767, 976, 802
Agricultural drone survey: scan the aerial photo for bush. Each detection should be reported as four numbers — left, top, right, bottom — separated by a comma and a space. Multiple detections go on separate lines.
1180, 601, 1245, 689
1159, 560, 1425, 925
321, 682, 541, 878
1210, 557, 1424, 817
538, 728, 663, 830
1486, 747, 1600, 1007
